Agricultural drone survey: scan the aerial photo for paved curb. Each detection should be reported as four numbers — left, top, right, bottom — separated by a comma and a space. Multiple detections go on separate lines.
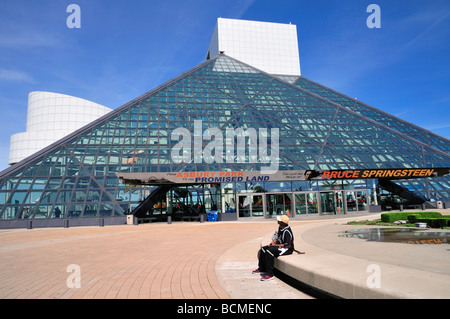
215, 235, 314, 299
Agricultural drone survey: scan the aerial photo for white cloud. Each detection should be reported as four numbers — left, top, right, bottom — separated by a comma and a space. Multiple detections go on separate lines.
392, 11, 450, 57
0, 69, 35, 83
0, 30, 63, 49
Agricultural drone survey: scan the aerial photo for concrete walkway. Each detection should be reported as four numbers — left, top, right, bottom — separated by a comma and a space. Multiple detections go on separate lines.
0, 210, 448, 299
0, 219, 307, 299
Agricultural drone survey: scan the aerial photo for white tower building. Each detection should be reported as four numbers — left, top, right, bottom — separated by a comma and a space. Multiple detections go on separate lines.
206, 18, 301, 76
9, 92, 112, 165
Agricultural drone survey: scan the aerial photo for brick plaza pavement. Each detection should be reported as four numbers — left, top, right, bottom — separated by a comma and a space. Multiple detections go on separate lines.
0, 221, 302, 299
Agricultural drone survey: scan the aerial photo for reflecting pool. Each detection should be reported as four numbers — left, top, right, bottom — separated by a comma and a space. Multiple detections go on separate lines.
339, 228, 450, 244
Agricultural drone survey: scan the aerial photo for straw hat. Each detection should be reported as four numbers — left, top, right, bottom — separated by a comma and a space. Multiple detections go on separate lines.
276, 214, 289, 224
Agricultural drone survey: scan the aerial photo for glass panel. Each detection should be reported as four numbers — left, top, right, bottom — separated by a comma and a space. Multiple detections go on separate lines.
251, 195, 263, 217
222, 183, 236, 213
49, 205, 64, 218
307, 193, 318, 214
46, 178, 62, 189
84, 203, 98, 217
320, 192, 335, 214
9, 191, 27, 205
320, 192, 344, 214
99, 203, 114, 217
266, 194, 275, 217
18, 206, 34, 219
67, 204, 83, 218
335, 191, 344, 214
16, 178, 33, 190
274, 194, 285, 215
0, 192, 9, 205
204, 185, 220, 212
0, 178, 20, 191
1, 206, 19, 220
267, 193, 292, 216
72, 190, 87, 202
27, 191, 43, 204
34, 205, 52, 219
356, 191, 368, 211
238, 195, 250, 217
285, 193, 293, 216
346, 191, 358, 212
295, 193, 307, 214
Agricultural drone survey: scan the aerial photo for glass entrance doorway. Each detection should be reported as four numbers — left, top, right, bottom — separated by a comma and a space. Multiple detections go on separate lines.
236, 189, 369, 219
344, 190, 369, 213
320, 191, 344, 214
293, 192, 319, 215
266, 193, 292, 218
237, 194, 265, 218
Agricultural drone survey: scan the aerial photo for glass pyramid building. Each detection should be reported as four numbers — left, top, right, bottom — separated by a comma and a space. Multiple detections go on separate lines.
0, 54, 449, 226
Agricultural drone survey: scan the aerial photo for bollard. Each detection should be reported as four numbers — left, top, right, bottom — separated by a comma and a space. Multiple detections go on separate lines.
99, 218, 104, 227
421, 203, 426, 210
64, 219, 69, 228
167, 215, 172, 224
27, 220, 33, 229
200, 214, 204, 223
399, 204, 403, 212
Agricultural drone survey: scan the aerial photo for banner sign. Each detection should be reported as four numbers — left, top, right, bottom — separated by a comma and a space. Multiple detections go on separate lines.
320, 168, 449, 180
116, 168, 450, 185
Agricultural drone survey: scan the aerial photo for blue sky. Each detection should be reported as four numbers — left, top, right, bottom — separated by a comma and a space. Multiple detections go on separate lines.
0, 0, 449, 172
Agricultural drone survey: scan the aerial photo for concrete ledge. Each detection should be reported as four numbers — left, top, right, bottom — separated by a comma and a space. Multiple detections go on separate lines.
261, 220, 450, 299
0, 216, 126, 229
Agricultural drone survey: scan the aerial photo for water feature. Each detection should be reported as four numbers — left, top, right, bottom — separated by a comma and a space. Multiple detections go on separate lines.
339, 228, 450, 244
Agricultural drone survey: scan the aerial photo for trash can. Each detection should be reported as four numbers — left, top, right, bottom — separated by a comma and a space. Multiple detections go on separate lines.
436, 201, 443, 209
207, 211, 218, 222
127, 215, 136, 225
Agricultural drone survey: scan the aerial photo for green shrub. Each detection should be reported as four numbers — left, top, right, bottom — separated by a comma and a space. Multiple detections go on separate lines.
381, 212, 442, 223
381, 213, 409, 223
434, 219, 447, 228
441, 215, 450, 227
407, 214, 420, 223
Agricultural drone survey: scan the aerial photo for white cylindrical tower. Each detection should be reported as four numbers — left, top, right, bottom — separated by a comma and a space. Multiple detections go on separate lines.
9, 92, 112, 165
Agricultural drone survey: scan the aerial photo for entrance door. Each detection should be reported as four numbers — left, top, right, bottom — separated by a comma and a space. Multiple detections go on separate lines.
238, 194, 251, 217
295, 193, 307, 215
335, 191, 344, 214
320, 191, 344, 214
356, 190, 368, 212
251, 194, 264, 217
237, 194, 265, 218
266, 193, 292, 218
307, 192, 318, 214
344, 190, 369, 213
345, 191, 358, 212
294, 192, 319, 214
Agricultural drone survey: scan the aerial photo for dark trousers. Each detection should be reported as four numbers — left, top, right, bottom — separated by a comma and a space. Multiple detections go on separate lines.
257, 245, 282, 276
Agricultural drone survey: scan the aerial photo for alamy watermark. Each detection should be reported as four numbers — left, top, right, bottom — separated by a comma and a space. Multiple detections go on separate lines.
66, 4, 81, 29
66, 264, 81, 289
171, 120, 279, 173
366, 264, 381, 289
366, 4, 381, 29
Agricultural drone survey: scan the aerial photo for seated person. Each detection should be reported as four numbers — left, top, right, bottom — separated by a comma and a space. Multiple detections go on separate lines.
253, 214, 294, 281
